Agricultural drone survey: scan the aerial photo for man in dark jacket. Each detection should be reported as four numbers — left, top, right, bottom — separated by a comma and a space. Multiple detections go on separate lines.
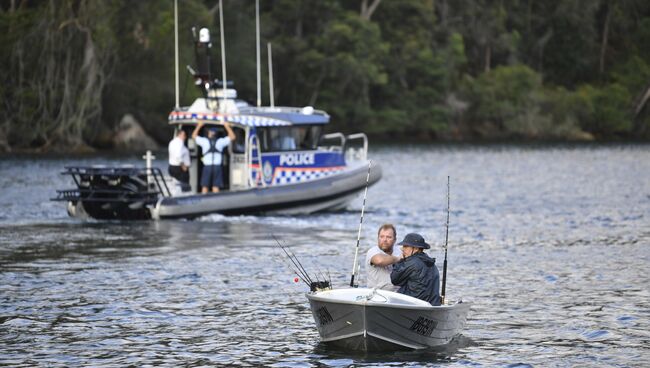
390, 233, 441, 306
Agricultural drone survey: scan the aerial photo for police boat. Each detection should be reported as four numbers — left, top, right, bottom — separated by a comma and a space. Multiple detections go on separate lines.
52, 90, 381, 220
52, 13, 381, 220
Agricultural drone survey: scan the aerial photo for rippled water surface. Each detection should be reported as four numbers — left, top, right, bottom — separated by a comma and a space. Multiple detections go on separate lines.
1, 145, 649, 367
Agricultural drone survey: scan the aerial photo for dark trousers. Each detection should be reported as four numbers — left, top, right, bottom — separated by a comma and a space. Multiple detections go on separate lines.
168, 165, 189, 184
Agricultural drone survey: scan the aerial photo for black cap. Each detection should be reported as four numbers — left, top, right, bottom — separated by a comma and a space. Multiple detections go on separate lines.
397, 233, 430, 249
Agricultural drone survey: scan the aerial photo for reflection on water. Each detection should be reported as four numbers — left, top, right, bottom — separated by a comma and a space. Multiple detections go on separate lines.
1, 144, 649, 367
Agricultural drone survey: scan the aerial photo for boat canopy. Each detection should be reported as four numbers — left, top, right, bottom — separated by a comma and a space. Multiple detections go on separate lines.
241, 106, 330, 125
169, 98, 330, 127
169, 110, 292, 127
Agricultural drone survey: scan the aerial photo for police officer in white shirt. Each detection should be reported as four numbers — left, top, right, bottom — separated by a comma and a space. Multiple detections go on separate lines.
168, 129, 190, 187
365, 224, 402, 291
191, 121, 236, 193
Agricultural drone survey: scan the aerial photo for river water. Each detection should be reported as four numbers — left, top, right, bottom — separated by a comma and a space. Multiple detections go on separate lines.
1, 144, 649, 367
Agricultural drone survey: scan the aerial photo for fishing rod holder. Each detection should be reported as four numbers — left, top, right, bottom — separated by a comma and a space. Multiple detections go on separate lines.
310, 281, 331, 292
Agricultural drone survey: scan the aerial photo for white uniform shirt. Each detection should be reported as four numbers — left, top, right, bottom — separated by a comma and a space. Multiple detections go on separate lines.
168, 137, 190, 166
195, 136, 231, 165
365, 245, 402, 291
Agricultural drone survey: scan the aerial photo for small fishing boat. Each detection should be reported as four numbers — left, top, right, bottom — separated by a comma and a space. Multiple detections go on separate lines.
52, 2, 381, 220
279, 177, 470, 352
306, 287, 471, 351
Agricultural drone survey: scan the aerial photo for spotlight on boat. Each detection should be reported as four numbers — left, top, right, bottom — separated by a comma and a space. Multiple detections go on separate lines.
199, 27, 210, 43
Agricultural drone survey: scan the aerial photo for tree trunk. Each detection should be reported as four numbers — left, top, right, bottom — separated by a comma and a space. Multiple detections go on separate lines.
4, 0, 114, 150
634, 82, 650, 136
360, 0, 382, 21
599, 3, 611, 76
484, 45, 491, 72
309, 67, 327, 107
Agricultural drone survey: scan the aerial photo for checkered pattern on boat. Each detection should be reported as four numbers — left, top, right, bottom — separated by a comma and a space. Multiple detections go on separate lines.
169, 112, 291, 126
272, 167, 346, 184
251, 165, 345, 185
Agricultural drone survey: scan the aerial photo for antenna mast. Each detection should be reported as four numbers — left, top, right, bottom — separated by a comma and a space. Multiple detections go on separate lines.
174, 0, 179, 109
218, 0, 227, 102
267, 42, 275, 108
255, 0, 261, 107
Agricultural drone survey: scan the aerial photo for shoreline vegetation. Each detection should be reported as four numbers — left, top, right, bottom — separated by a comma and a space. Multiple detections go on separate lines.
1, 1, 649, 154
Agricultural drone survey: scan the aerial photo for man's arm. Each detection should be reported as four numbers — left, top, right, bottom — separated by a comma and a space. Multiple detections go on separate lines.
181, 147, 190, 170
370, 253, 400, 267
390, 259, 410, 286
223, 122, 236, 141
192, 121, 204, 140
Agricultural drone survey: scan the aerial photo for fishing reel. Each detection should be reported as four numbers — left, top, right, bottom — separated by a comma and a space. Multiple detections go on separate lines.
309, 281, 331, 292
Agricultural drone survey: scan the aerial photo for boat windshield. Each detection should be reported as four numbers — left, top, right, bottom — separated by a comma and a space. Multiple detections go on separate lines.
258, 126, 322, 152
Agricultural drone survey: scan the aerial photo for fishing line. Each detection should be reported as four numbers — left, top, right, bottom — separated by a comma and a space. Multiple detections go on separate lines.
316, 266, 327, 284
327, 269, 332, 287
275, 253, 311, 288
279, 237, 315, 284
272, 234, 314, 284
349, 160, 372, 287
270, 239, 309, 284
272, 235, 311, 283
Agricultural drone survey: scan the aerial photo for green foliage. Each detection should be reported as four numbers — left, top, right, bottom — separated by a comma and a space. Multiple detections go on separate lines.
461, 64, 541, 137
575, 83, 633, 137
610, 56, 650, 98
1, 0, 649, 151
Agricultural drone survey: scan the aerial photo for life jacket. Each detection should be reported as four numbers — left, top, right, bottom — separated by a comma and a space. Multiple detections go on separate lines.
205, 138, 222, 155
202, 137, 224, 164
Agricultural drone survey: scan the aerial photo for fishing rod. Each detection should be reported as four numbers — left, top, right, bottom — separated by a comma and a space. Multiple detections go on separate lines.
272, 234, 313, 285
441, 176, 450, 305
277, 253, 311, 288
349, 160, 372, 287
273, 234, 332, 291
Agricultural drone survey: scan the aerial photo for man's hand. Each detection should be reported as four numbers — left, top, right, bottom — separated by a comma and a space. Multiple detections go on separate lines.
191, 121, 204, 140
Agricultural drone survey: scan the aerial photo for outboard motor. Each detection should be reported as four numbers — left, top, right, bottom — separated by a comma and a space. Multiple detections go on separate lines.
53, 165, 171, 220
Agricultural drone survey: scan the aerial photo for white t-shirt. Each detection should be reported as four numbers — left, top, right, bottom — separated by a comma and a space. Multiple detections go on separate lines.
168, 137, 190, 166
195, 136, 231, 165
365, 245, 402, 291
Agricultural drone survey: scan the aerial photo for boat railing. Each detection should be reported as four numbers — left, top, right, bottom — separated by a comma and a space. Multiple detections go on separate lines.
319, 133, 345, 152
344, 133, 368, 162
247, 135, 266, 188
52, 166, 172, 203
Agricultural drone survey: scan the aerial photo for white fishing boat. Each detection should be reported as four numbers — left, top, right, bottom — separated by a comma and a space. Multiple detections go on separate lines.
306, 287, 470, 351
52, 1, 381, 220
291, 178, 470, 352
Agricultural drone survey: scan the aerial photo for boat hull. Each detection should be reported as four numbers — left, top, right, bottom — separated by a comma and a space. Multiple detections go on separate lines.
306, 288, 470, 352
152, 161, 381, 219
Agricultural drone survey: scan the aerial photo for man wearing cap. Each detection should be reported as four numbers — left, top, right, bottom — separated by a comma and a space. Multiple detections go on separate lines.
390, 233, 441, 306
192, 121, 236, 193
365, 224, 402, 291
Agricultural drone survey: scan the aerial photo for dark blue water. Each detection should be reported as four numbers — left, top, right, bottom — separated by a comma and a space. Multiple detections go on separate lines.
1, 144, 649, 367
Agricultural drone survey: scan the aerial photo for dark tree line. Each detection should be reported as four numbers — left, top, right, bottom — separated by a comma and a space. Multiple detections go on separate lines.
1, 0, 649, 152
